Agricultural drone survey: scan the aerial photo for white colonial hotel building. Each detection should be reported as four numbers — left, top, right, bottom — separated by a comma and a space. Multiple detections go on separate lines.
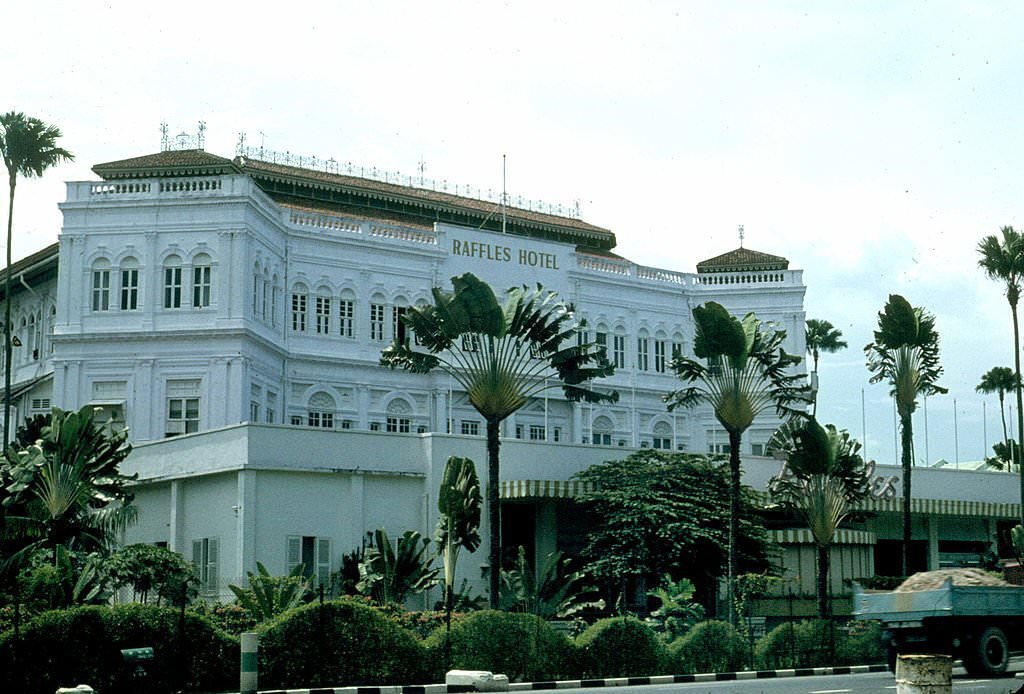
2, 142, 1018, 612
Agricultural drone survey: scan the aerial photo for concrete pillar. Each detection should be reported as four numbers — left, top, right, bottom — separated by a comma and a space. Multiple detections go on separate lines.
169, 480, 184, 553
240, 632, 258, 694
927, 516, 940, 570
895, 654, 951, 694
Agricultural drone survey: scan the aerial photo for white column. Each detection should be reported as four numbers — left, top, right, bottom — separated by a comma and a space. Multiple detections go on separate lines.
237, 470, 256, 579
169, 480, 184, 553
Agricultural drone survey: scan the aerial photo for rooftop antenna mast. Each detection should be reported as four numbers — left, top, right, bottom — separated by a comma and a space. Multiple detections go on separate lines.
160, 122, 170, 152
197, 121, 206, 150
501, 154, 507, 234
738, 224, 745, 248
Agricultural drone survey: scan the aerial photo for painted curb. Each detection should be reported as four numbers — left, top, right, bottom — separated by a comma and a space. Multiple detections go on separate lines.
240, 664, 890, 694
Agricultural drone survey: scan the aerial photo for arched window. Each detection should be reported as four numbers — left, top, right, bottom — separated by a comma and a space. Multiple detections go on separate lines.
192, 253, 212, 308
91, 258, 111, 311
652, 421, 673, 450
163, 255, 183, 309
270, 273, 280, 327
636, 330, 650, 371
291, 283, 308, 332
47, 305, 57, 355
592, 415, 613, 446
654, 332, 668, 373
120, 257, 139, 311
307, 391, 335, 428
612, 328, 626, 369
369, 294, 386, 342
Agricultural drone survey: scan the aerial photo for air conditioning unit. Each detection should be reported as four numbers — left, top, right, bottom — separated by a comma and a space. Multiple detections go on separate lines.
165, 420, 186, 435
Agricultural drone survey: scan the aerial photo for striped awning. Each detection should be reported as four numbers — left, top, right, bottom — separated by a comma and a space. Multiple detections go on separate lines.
500, 479, 594, 499
853, 497, 1020, 519
771, 528, 877, 546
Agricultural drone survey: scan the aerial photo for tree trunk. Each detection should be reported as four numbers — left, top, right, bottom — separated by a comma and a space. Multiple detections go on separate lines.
816, 544, 829, 620
486, 417, 501, 608
727, 428, 742, 626
899, 410, 914, 577
4, 175, 15, 448
999, 391, 1008, 453
1013, 301, 1024, 526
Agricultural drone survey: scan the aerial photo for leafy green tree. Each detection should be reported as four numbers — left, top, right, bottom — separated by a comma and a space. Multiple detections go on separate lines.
435, 455, 481, 649
0, 405, 135, 574
976, 366, 1021, 471
665, 302, 804, 621
106, 543, 198, 605
0, 113, 73, 446
645, 575, 705, 641
356, 528, 439, 605
768, 418, 869, 618
381, 273, 616, 606
865, 295, 946, 576
805, 319, 847, 416
573, 450, 773, 617
229, 561, 309, 622
979, 227, 1024, 526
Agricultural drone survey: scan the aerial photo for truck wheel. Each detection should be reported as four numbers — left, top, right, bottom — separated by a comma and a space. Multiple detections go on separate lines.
964, 626, 1009, 676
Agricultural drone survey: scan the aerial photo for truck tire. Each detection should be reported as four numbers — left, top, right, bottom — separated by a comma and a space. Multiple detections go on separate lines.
963, 626, 1009, 676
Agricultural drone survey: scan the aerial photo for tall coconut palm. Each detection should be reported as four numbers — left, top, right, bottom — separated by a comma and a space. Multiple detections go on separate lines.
665, 302, 805, 622
768, 417, 868, 618
978, 227, 1024, 526
381, 273, 616, 606
865, 295, 946, 576
0, 113, 74, 446
976, 366, 1020, 465
805, 319, 847, 416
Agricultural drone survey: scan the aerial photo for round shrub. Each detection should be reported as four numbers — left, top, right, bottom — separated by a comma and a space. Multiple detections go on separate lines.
670, 620, 748, 674
0, 603, 237, 694
754, 621, 798, 670
576, 616, 667, 678
424, 610, 574, 682
840, 619, 885, 665
792, 619, 842, 667
258, 598, 428, 688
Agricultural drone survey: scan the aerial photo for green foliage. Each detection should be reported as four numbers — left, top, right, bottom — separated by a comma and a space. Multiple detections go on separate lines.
329, 545, 365, 597
574, 450, 772, 599
106, 543, 197, 605
187, 600, 257, 635
754, 621, 798, 669
842, 619, 885, 665
357, 528, 439, 605
0, 603, 236, 694
670, 620, 748, 674
499, 546, 603, 618
436, 455, 482, 629
645, 575, 705, 641
576, 616, 667, 678
258, 599, 428, 688
424, 609, 574, 682
229, 561, 310, 623
732, 572, 779, 642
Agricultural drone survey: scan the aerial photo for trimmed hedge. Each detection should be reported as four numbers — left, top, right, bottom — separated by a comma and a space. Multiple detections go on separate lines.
670, 620, 748, 674
258, 598, 428, 688
576, 616, 667, 678
0, 603, 237, 694
753, 619, 885, 669
424, 610, 574, 682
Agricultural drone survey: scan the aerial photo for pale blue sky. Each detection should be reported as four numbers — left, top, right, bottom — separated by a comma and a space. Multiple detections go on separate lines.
5, 1, 1024, 466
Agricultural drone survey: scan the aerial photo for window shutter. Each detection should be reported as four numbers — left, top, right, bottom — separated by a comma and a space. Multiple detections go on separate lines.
192, 540, 202, 575
206, 538, 219, 595
286, 536, 301, 573
316, 538, 331, 589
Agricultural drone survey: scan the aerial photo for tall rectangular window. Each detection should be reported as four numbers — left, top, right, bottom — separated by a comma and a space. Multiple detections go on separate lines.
120, 269, 138, 311
529, 425, 546, 441
386, 416, 410, 433
637, 337, 649, 371
252, 275, 260, 317
308, 410, 334, 428
193, 266, 211, 308
287, 536, 331, 588
266, 391, 277, 424
654, 340, 667, 373
191, 537, 219, 596
392, 306, 408, 343
291, 293, 307, 332
315, 296, 331, 334
262, 281, 269, 321
370, 303, 385, 341
164, 267, 182, 309
92, 270, 110, 311
167, 379, 200, 436
461, 420, 480, 436
338, 299, 354, 338
613, 335, 625, 369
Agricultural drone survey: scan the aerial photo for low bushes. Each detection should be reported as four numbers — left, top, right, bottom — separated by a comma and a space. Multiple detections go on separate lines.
753, 619, 885, 669
425, 610, 574, 682
0, 603, 237, 694
670, 620, 748, 674
258, 598, 428, 688
576, 616, 667, 678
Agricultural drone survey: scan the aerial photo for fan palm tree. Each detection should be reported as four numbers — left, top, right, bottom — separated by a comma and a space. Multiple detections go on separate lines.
865, 295, 946, 576
436, 455, 481, 652
0, 113, 74, 446
978, 227, 1024, 525
976, 366, 1020, 462
0, 405, 135, 574
665, 301, 805, 622
381, 273, 616, 606
805, 319, 847, 416
768, 417, 868, 618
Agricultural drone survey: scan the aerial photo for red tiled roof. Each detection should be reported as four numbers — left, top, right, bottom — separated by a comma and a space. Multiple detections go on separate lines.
92, 150, 240, 179
696, 247, 789, 273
